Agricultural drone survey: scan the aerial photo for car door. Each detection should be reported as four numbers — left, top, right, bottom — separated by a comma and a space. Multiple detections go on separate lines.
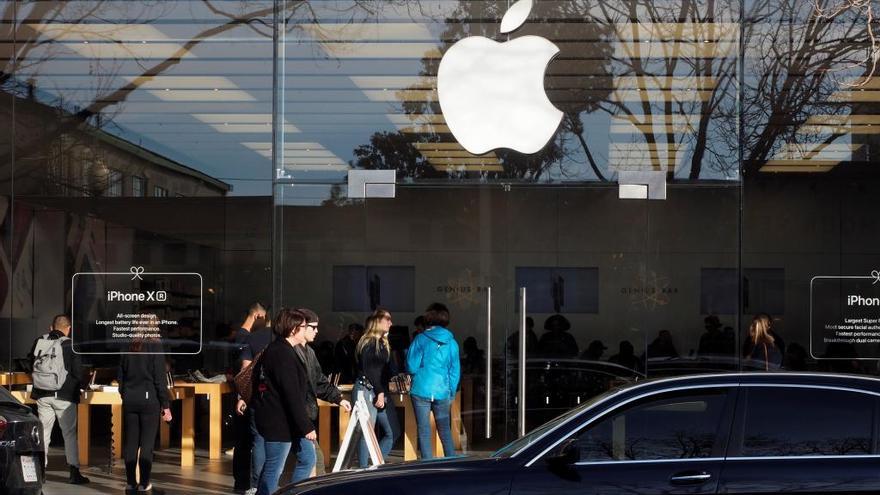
511, 386, 737, 495
719, 384, 880, 494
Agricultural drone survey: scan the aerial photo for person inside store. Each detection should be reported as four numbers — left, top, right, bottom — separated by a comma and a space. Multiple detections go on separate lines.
119, 329, 172, 492
236, 311, 274, 495
643, 329, 680, 360
742, 312, 786, 359
461, 336, 485, 375
743, 313, 783, 370
251, 309, 314, 495
292, 308, 351, 481
334, 322, 364, 384
353, 309, 401, 467
505, 316, 539, 361
406, 303, 460, 459
28, 314, 90, 485
537, 314, 578, 359
580, 339, 607, 361
232, 302, 268, 492
608, 340, 642, 372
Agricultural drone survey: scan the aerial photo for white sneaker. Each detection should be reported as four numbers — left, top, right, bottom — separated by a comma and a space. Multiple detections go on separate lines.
244, 488, 257, 495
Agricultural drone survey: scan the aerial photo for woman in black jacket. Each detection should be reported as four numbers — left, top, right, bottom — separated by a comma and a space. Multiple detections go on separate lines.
354, 309, 400, 467
119, 335, 172, 492
252, 309, 315, 495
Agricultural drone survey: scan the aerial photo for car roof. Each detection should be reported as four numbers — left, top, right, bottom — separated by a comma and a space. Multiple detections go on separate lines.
513, 371, 880, 463
626, 371, 880, 395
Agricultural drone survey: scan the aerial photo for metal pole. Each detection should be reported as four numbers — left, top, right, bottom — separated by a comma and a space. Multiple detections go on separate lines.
518, 287, 527, 437
485, 286, 492, 439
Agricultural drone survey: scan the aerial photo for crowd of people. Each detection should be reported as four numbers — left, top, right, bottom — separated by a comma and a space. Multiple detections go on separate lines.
28, 305, 845, 494
229, 302, 460, 495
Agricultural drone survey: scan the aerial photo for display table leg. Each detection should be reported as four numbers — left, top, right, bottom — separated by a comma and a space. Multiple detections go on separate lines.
452, 392, 462, 450
181, 397, 195, 467
77, 403, 90, 466
112, 404, 123, 459
319, 405, 331, 468
209, 393, 222, 460
160, 420, 170, 449
403, 399, 417, 461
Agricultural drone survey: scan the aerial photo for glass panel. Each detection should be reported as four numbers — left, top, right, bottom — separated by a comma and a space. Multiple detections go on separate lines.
5, 0, 273, 374
741, 388, 873, 456
742, 0, 880, 374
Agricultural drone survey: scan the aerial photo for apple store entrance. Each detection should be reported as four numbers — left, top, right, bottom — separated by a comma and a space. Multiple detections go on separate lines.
276, 181, 740, 450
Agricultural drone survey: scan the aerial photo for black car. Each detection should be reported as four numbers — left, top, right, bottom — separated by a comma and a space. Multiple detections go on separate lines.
281, 372, 880, 494
0, 387, 44, 495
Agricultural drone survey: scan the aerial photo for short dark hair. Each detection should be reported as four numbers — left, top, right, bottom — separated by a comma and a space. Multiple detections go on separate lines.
249, 302, 266, 315
296, 308, 319, 324
53, 315, 71, 330
423, 302, 450, 328
274, 308, 306, 338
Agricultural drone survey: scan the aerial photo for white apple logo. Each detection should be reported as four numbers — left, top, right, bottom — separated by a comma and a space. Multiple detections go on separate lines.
437, 0, 563, 155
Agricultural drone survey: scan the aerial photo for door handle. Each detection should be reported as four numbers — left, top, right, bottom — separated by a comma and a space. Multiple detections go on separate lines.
669, 471, 712, 485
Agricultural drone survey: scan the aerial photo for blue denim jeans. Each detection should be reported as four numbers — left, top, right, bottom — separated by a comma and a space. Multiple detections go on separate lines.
411, 395, 455, 459
353, 385, 401, 467
291, 437, 317, 483
257, 440, 292, 495
249, 410, 266, 490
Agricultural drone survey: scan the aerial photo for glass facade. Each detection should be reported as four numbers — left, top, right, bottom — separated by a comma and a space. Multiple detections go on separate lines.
1, 0, 879, 454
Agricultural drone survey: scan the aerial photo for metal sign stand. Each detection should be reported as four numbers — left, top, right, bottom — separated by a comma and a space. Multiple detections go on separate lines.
332, 393, 383, 472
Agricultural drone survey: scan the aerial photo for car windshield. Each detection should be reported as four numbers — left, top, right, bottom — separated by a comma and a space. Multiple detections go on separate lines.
491, 386, 620, 458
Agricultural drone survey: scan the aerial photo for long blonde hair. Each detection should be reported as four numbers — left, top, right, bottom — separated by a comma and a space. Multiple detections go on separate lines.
356, 309, 391, 358
749, 314, 775, 346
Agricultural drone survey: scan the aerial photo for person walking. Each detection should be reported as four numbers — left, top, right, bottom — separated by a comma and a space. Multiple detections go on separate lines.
291, 308, 350, 482
251, 309, 314, 495
232, 302, 267, 492
28, 315, 89, 484
406, 303, 460, 459
119, 334, 172, 492
354, 309, 401, 467
236, 315, 274, 495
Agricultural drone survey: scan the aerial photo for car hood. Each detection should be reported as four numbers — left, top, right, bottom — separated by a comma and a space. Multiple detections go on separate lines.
282, 456, 502, 493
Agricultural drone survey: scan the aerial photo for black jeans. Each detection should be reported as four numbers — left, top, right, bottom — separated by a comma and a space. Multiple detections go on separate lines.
232, 406, 253, 489
123, 402, 161, 487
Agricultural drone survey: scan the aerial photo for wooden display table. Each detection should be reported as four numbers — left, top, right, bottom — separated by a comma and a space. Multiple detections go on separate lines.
171, 381, 233, 460
317, 388, 463, 467
12, 388, 196, 467
0, 372, 31, 387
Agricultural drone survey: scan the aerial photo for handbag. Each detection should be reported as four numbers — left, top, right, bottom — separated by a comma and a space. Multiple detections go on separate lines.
234, 349, 264, 404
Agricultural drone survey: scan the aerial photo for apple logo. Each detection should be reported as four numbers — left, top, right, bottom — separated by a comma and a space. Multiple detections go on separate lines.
437, 0, 563, 155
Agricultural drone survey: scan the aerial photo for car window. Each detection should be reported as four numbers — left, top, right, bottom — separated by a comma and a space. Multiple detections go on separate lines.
564, 389, 730, 462
739, 387, 873, 457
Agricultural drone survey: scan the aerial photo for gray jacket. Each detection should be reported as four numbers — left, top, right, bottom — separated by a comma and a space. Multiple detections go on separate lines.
294, 344, 342, 421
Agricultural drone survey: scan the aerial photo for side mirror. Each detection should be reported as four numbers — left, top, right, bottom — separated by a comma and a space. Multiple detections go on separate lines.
546, 438, 580, 467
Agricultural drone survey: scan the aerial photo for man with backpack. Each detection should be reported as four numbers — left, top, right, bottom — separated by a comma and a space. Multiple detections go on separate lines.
28, 314, 89, 484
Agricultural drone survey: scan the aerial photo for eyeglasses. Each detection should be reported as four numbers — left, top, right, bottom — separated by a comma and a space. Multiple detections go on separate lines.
307, 323, 319, 330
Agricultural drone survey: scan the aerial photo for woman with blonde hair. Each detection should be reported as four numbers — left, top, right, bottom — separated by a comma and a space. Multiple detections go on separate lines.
353, 309, 401, 467
744, 313, 782, 370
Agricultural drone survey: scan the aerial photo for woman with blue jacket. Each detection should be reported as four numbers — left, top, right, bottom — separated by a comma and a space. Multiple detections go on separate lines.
406, 302, 460, 459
